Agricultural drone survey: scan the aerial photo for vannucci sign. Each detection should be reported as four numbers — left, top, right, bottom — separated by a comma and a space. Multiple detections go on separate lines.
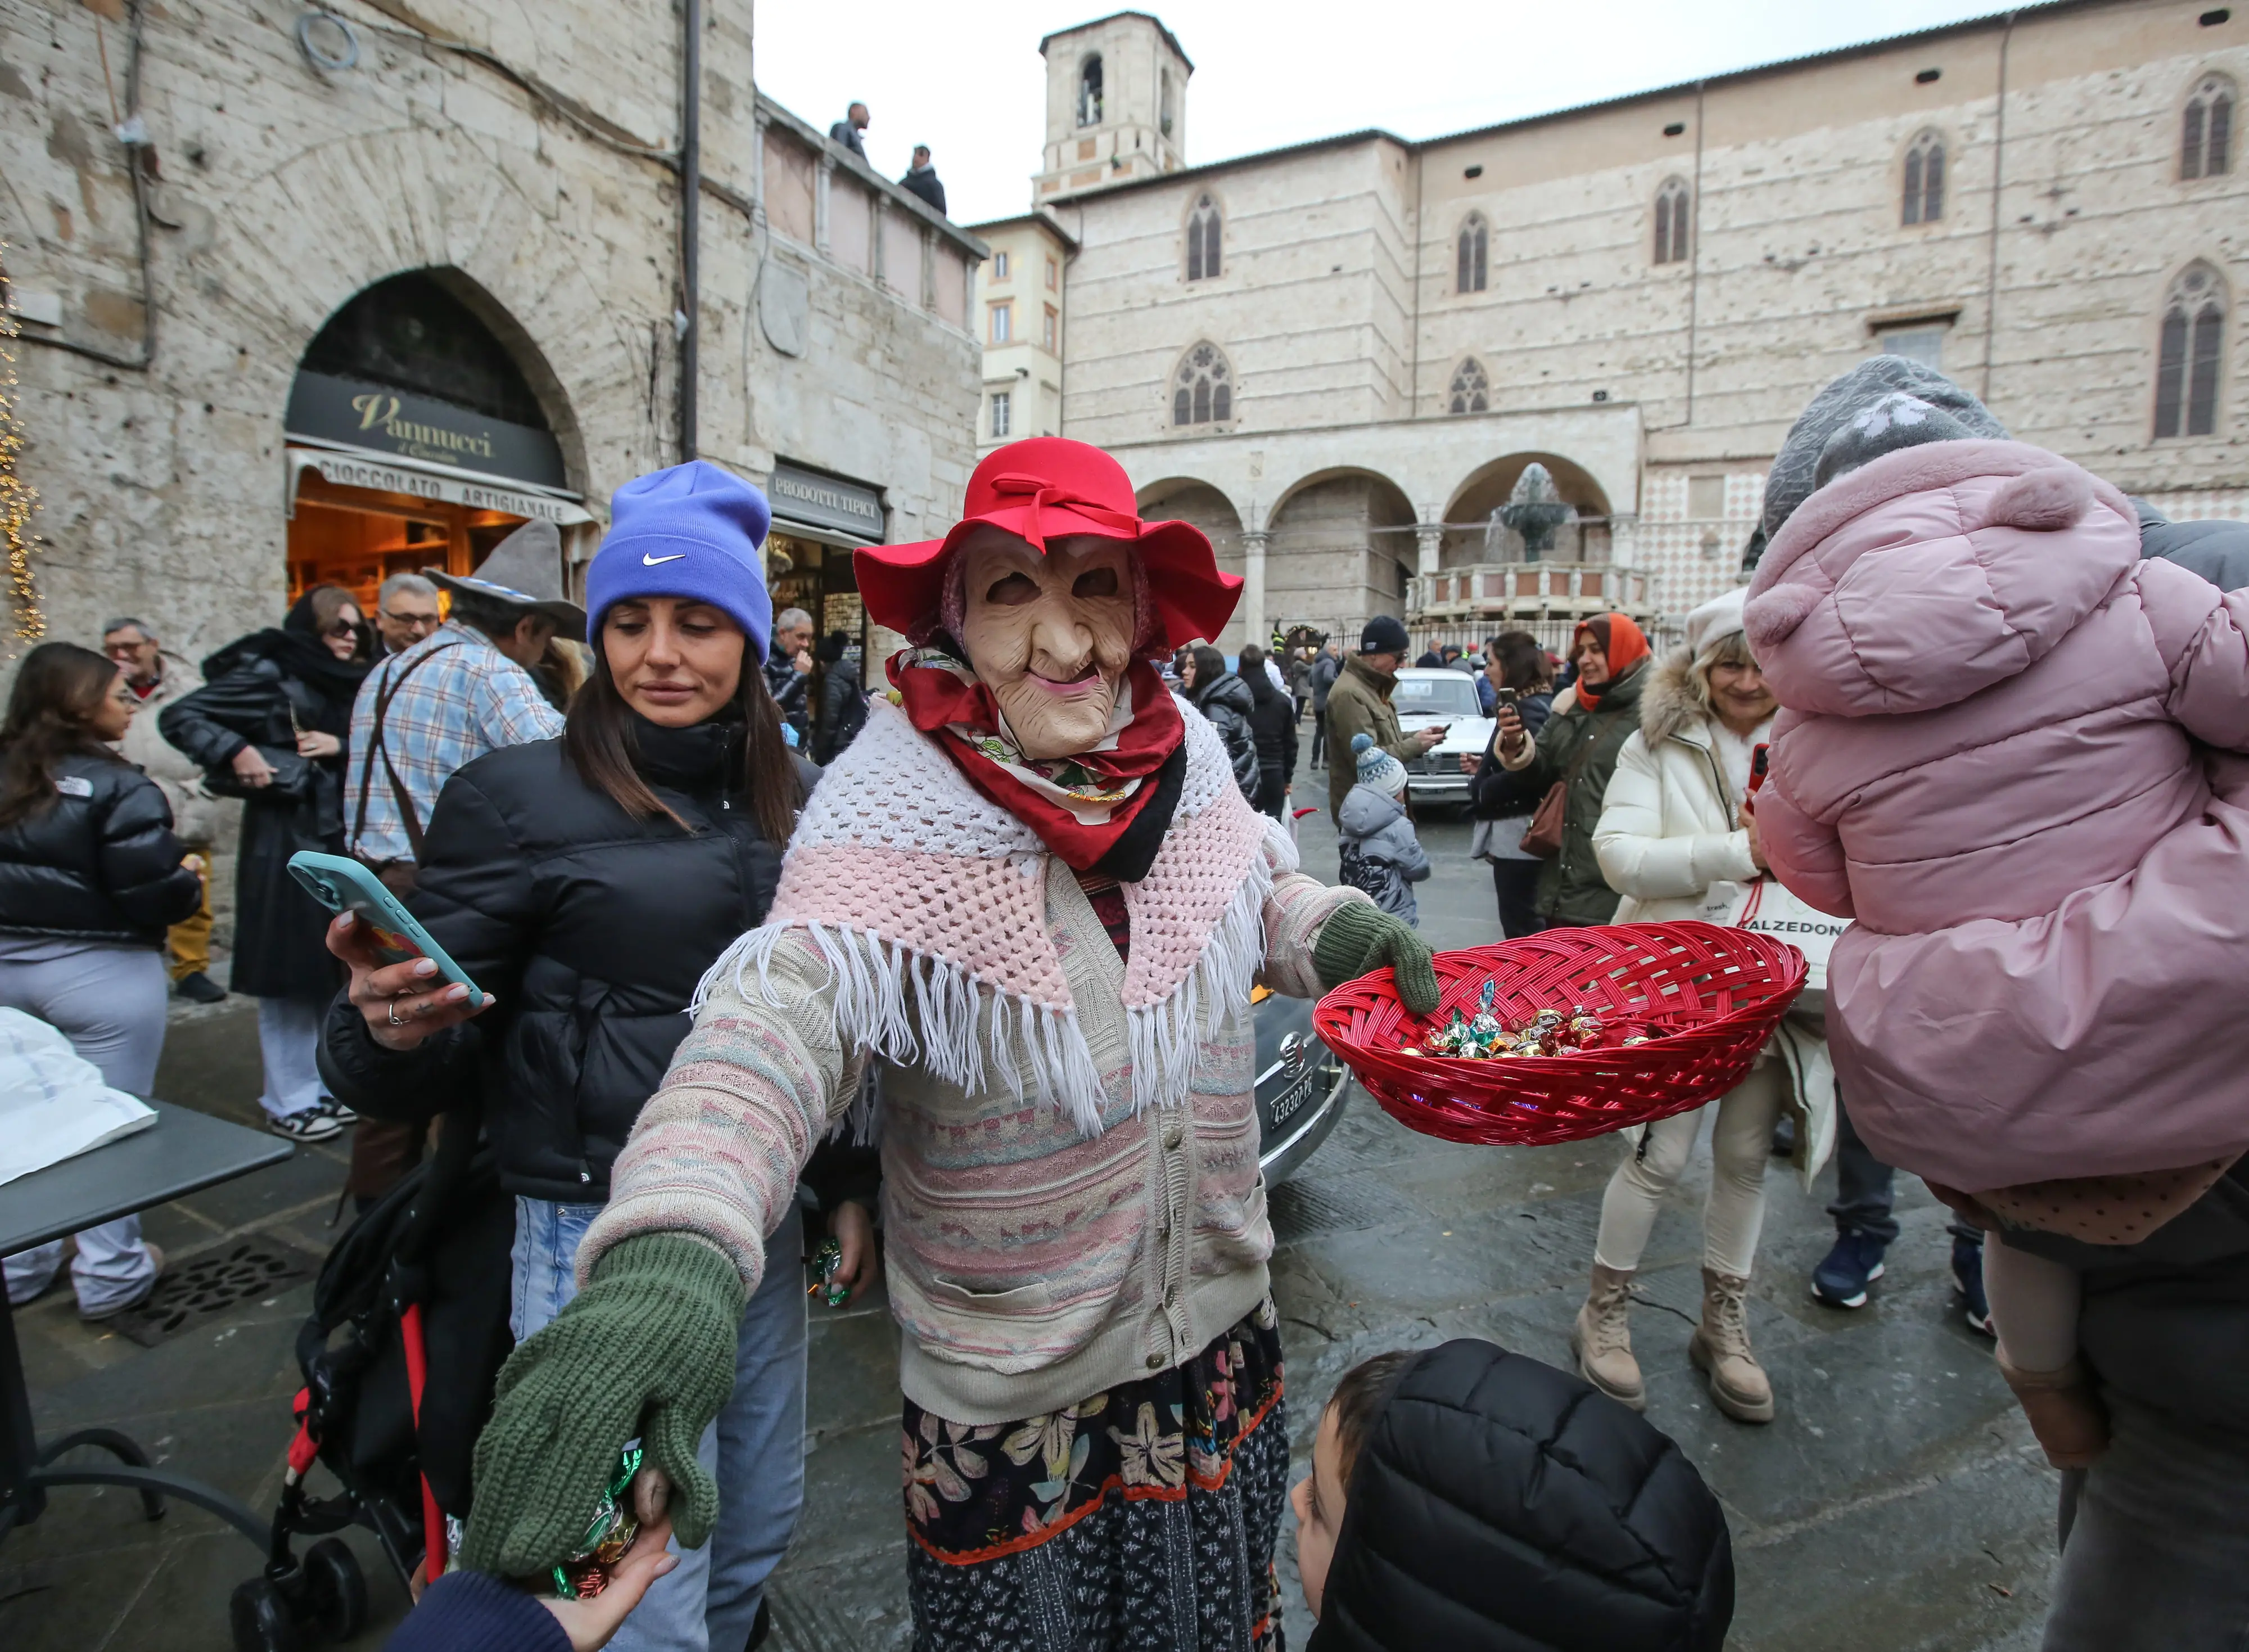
286, 371, 566, 490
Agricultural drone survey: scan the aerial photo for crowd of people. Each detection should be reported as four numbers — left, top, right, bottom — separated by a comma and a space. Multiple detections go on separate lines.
0, 360, 2243, 1650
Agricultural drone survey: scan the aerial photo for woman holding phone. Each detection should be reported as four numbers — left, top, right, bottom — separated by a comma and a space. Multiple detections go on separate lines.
162, 585, 372, 1141
318, 463, 868, 1652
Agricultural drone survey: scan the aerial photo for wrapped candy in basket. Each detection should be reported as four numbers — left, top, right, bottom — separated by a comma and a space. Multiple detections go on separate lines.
1311, 922, 1807, 1147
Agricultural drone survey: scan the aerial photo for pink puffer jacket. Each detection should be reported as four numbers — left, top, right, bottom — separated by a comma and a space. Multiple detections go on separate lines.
1746, 439, 2249, 1191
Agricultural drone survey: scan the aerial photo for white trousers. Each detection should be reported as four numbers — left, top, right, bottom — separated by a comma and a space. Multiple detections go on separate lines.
0, 946, 168, 1312
258, 994, 326, 1120
1593, 1060, 1788, 1279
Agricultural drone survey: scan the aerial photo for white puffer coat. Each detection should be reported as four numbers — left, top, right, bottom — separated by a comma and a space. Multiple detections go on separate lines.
1592, 644, 1837, 1186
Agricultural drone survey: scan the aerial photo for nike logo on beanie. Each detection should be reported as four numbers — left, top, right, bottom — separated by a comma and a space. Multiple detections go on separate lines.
642, 552, 687, 566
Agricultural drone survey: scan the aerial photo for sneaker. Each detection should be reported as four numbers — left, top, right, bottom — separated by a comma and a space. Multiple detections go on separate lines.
268, 1107, 342, 1143
173, 971, 228, 1004
1953, 1232, 1994, 1336
1812, 1229, 1887, 1309
80, 1243, 166, 1322
313, 1096, 358, 1127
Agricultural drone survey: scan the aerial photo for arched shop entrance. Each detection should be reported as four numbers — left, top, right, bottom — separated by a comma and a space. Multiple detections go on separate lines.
283, 270, 591, 610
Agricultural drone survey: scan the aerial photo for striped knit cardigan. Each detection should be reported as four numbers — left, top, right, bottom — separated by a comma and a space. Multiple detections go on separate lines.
579, 694, 1366, 1422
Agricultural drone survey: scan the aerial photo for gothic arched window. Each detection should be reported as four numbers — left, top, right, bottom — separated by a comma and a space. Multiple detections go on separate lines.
2155, 261, 2227, 439
1902, 129, 1946, 225
2182, 73, 2235, 180
1172, 341, 1234, 426
1447, 357, 1490, 416
1078, 56, 1103, 128
1652, 178, 1692, 265
1456, 214, 1488, 293
1186, 195, 1222, 282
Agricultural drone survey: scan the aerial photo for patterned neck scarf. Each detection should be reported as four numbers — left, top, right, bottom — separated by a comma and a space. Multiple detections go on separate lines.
887, 647, 1185, 872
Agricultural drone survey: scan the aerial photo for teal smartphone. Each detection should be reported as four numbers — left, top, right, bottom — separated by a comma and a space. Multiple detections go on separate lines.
286, 851, 488, 1009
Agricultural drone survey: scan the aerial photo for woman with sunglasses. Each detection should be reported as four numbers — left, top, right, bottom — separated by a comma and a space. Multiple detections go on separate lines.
162, 584, 373, 1140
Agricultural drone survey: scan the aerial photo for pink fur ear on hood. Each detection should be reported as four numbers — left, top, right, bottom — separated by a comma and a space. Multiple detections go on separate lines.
1745, 583, 1822, 649
1989, 466, 2092, 532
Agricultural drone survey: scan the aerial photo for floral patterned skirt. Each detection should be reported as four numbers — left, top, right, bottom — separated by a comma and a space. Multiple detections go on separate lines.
902, 1299, 1289, 1652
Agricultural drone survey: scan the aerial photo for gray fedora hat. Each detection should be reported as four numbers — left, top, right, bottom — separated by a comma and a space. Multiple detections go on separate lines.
425, 518, 587, 631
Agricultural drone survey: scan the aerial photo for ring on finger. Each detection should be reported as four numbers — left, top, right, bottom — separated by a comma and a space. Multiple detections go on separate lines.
387, 998, 403, 1027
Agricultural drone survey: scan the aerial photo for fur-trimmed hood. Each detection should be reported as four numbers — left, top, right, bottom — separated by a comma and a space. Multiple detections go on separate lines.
1639, 647, 1712, 748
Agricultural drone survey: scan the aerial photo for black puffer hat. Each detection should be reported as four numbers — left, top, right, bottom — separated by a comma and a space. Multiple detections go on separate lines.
1307, 1339, 1733, 1652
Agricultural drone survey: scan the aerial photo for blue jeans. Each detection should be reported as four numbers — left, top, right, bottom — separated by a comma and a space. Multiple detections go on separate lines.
512, 1197, 807, 1652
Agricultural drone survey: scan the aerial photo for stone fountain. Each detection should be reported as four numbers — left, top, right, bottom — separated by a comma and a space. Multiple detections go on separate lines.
1492, 462, 1574, 561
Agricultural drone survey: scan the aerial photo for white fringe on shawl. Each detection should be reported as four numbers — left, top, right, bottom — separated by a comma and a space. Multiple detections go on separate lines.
691, 813, 1294, 1141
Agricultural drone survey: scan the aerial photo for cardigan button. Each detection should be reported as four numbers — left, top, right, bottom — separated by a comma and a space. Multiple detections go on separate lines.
1146, 1351, 1164, 1369
1161, 1116, 1185, 1150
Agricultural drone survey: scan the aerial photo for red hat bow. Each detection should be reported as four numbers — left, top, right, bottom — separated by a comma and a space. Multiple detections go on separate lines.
854, 438, 1240, 651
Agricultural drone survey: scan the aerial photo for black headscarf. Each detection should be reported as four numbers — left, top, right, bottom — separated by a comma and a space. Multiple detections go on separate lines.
201, 586, 373, 731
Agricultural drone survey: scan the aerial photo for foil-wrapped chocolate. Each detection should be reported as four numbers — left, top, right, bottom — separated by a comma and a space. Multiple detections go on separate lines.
552, 1443, 643, 1600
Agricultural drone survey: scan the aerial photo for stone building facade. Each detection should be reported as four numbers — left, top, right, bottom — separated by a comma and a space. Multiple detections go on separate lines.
988, 1, 2248, 651
970, 213, 1074, 453
2, 0, 984, 667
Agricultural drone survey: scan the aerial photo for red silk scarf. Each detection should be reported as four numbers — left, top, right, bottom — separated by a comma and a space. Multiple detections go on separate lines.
888, 648, 1185, 871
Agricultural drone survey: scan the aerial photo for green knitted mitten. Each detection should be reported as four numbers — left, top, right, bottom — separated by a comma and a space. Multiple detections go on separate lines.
1313, 899, 1441, 1015
458, 1233, 743, 1577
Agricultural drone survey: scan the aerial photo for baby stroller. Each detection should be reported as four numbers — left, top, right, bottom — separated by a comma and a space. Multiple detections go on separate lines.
229, 1107, 514, 1652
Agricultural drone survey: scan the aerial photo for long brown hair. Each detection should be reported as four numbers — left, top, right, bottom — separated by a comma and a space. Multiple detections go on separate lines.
564, 635, 799, 846
0, 643, 127, 827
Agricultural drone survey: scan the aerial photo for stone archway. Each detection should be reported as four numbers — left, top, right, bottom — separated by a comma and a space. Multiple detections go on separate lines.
1138, 476, 1245, 646
1265, 466, 1417, 643
1440, 453, 1614, 568
285, 268, 585, 610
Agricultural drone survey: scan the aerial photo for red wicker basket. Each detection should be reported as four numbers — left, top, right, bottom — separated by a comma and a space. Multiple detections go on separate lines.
1313, 922, 1808, 1147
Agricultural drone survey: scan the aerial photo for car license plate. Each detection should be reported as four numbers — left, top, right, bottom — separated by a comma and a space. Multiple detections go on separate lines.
1267, 1065, 1324, 1129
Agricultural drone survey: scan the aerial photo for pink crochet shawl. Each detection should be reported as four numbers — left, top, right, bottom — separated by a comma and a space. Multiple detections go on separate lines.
697, 694, 1288, 1135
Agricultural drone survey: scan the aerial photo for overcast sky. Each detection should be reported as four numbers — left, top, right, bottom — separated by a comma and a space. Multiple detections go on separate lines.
753, 1, 2016, 227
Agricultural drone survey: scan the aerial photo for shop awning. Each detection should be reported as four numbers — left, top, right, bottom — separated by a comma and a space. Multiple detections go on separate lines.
286, 443, 594, 527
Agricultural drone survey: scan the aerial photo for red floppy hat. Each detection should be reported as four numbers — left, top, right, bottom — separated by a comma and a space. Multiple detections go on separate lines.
854, 437, 1240, 650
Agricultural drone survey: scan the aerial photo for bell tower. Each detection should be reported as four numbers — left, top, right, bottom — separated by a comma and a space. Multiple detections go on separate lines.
1034, 12, 1191, 203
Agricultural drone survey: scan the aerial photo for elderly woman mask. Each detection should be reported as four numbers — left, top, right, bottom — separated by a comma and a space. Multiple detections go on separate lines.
957, 528, 1138, 760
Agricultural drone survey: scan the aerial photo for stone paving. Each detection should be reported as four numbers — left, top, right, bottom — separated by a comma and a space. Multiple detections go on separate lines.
2, 790, 2061, 1651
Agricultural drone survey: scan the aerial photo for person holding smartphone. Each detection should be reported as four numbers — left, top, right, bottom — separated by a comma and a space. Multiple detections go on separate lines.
1462, 631, 1555, 937
162, 584, 373, 1141
319, 462, 870, 1652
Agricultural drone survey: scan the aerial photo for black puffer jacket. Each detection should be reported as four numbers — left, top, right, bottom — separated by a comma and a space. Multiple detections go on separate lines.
1190, 671, 1259, 800
1242, 672, 1298, 793
319, 719, 817, 1202
0, 752, 201, 946
1309, 1339, 1732, 1652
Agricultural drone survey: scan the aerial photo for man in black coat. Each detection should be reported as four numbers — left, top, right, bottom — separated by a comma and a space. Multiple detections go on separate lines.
829, 102, 869, 157
898, 145, 947, 216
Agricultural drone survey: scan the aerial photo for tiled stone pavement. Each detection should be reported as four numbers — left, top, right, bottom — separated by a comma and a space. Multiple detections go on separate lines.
2, 796, 2058, 1650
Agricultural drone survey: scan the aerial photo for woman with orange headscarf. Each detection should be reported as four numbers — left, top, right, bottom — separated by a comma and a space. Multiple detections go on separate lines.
1489, 611, 1652, 929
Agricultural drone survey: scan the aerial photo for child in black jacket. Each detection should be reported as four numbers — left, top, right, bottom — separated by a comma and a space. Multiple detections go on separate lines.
1295, 1339, 1733, 1651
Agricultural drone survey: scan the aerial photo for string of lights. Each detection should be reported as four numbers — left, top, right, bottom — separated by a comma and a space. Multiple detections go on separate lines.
0, 250, 47, 644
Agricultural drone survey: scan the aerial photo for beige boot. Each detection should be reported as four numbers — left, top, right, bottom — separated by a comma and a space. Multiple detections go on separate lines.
1997, 1354, 2110, 1469
1570, 1263, 1646, 1411
1688, 1267, 1775, 1424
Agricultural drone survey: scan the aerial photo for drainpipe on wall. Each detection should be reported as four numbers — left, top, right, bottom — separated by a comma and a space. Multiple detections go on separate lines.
1681, 79, 1706, 428
677, 0, 702, 462
1980, 11, 2016, 404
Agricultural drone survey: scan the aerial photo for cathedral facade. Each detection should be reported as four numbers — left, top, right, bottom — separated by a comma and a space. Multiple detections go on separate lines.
974, 1, 2248, 649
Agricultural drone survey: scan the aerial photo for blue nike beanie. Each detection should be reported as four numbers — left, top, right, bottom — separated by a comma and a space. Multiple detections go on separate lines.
584, 461, 774, 657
